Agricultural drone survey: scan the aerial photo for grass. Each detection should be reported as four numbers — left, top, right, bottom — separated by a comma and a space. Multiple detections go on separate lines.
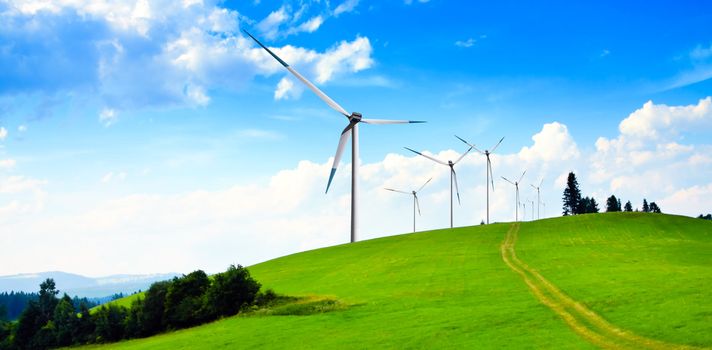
80, 213, 711, 349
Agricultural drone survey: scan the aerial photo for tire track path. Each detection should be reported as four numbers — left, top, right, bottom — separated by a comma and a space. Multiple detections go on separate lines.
501, 223, 700, 350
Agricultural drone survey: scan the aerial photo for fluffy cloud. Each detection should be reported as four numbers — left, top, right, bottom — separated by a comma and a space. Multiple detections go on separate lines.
590, 98, 712, 212
0, 1, 375, 118
518, 122, 579, 163
618, 97, 711, 139
0, 127, 6, 140
333, 0, 359, 17
0, 158, 16, 170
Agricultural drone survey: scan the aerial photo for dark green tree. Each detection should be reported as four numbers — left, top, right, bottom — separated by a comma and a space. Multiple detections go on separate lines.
606, 195, 621, 212
53, 295, 76, 347
72, 303, 94, 345
38, 279, 59, 322
14, 301, 43, 349
624, 201, 633, 212
642, 199, 650, 212
124, 298, 144, 339
92, 305, 128, 343
205, 265, 261, 318
164, 270, 210, 329
579, 197, 600, 214
140, 280, 170, 336
562, 172, 582, 215
698, 213, 712, 220
649, 202, 661, 213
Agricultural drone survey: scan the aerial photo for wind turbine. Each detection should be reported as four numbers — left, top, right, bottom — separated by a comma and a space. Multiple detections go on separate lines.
244, 30, 424, 243
384, 178, 432, 233
454, 136, 504, 224
530, 178, 543, 220
530, 199, 535, 220
404, 147, 472, 228
502, 170, 526, 222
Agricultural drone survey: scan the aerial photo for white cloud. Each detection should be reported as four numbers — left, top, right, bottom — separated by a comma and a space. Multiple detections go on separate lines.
618, 97, 712, 139
17, 125, 27, 132
296, 15, 323, 33
0, 1, 374, 111
518, 122, 580, 162
314, 36, 373, 83
101, 171, 127, 184
0, 159, 16, 170
257, 6, 290, 40
274, 76, 299, 100
99, 108, 118, 127
0, 127, 7, 140
455, 38, 476, 48
334, 0, 359, 16
690, 43, 712, 61
659, 184, 712, 216
404, 0, 430, 4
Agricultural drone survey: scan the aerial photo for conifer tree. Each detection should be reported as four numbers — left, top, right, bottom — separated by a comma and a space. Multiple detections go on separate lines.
562, 172, 582, 215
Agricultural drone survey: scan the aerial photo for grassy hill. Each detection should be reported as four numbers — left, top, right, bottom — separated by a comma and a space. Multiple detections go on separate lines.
82, 213, 712, 349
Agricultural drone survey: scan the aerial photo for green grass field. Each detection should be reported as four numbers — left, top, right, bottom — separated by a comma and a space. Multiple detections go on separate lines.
81, 213, 712, 349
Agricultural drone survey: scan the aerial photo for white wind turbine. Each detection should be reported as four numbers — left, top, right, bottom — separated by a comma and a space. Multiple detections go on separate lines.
454, 136, 504, 224
502, 170, 527, 222
384, 178, 432, 233
404, 147, 472, 228
244, 30, 424, 243
530, 178, 543, 220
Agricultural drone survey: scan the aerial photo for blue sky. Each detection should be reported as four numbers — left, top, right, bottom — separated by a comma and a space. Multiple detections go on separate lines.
1, 0, 711, 277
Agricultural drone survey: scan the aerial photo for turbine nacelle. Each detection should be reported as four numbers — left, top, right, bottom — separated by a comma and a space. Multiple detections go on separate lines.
349, 112, 363, 122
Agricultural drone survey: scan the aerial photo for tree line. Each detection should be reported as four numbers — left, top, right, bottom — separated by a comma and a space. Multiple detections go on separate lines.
562, 172, 662, 215
0, 265, 270, 349
0, 293, 99, 322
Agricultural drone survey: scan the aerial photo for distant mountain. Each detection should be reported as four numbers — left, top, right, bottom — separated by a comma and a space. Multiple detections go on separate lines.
0, 271, 179, 298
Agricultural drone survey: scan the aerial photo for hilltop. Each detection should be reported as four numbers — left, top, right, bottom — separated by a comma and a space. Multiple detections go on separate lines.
84, 213, 711, 349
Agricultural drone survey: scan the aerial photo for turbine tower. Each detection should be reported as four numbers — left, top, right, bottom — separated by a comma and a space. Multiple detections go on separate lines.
455, 136, 504, 224
502, 170, 526, 222
530, 178, 543, 220
244, 30, 424, 243
404, 147, 472, 228
384, 178, 432, 233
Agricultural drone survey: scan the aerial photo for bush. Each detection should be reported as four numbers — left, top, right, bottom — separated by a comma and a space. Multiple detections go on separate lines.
205, 265, 261, 318
92, 305, 128, 343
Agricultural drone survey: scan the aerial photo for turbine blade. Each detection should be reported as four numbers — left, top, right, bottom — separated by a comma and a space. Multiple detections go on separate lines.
404, 147, 448, 165
243, 29, 350, 117
539, 178, 544, 188
530, 184, 538, 190
454, 135, 484, 154
417, 177, 433, 193
325, 123, 354, 193
361, 119, 426, 124
453, 146, 472, 165
490, 137, 505, 153
518, 170, 527, 183
502, 176, 515, 185
452, 169, 461, 205
384, 188, 409, 194
415, 194, 422, 216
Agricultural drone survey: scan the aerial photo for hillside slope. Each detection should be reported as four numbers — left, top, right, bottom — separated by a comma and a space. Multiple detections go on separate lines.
84, 213, 712, 349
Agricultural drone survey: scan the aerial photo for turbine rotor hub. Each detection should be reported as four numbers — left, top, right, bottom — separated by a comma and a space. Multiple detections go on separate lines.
350, 112, 363, 121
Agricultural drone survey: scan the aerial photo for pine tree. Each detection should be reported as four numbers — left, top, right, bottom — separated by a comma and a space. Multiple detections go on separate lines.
642, 199, 650, 212
606, 195, 620, 212
562, 172, 582, 215
624, 201, 633, 212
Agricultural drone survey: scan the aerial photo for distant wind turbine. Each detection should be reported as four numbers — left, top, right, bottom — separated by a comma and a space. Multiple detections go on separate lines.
502, 170, 527, 222
530, 199, 535, 220
384, 178, 432, 233
405, 147, 472, 228
244, 30, 425, 243
455, 136, 504, 224
530, 178, 543, 220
